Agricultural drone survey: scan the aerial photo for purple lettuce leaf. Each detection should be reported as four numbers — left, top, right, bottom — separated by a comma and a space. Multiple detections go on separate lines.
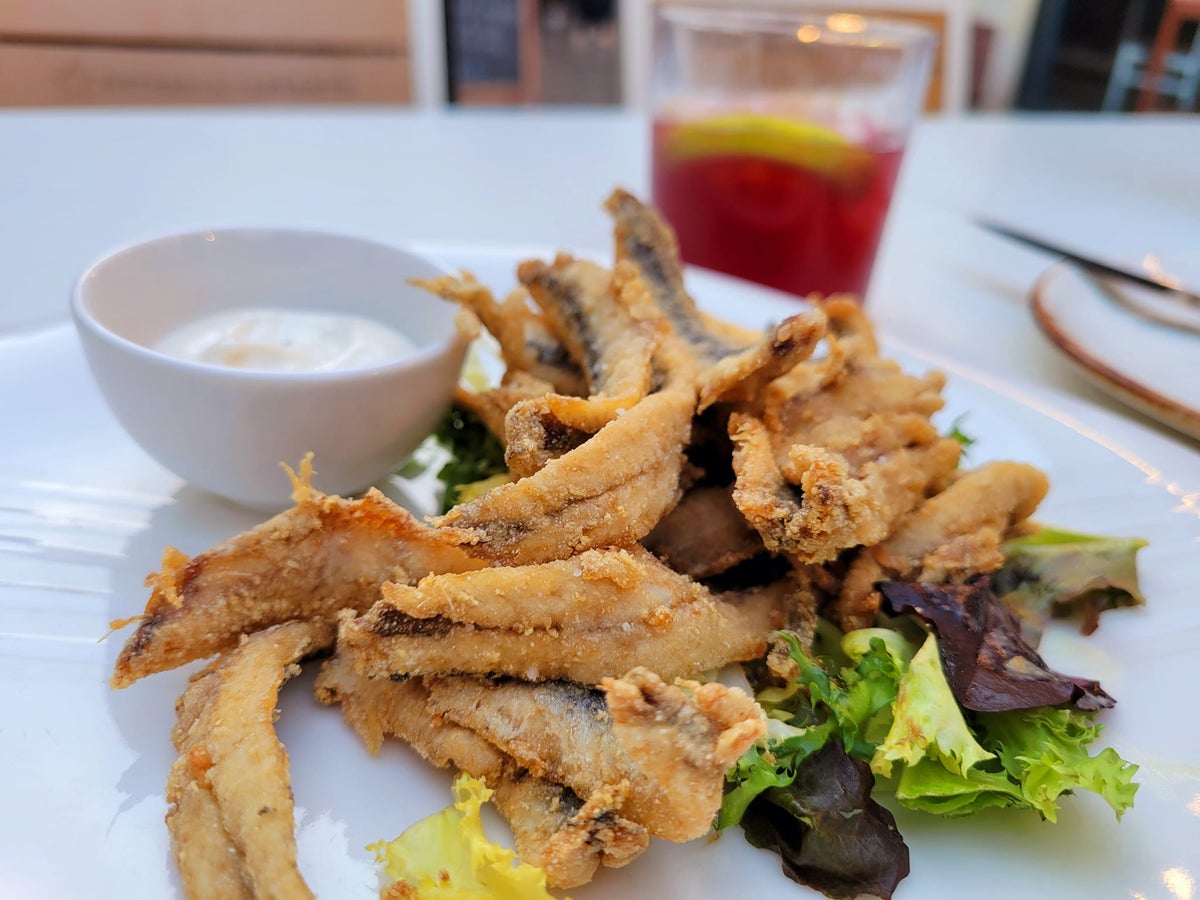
879, 578, 1114, 712
741, 742, 910, 900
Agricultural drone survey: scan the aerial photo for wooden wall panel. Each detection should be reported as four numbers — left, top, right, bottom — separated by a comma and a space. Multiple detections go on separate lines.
0, 44, 411, 106
0, 0, 407, 51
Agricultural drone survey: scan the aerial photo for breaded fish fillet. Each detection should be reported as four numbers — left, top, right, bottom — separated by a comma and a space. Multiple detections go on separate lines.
314, 654, 647, 888
503, 260, 669, 477
518, 255, 663, 405
413, 272, 586, 396
337, 548, 782, 684
696, 307, 827, 412
832, 461, 1051, 630
112, 484, 485, 688
314, 653, 506, 778
492, 775, 649, 888
728, 303, 961, 565
600, 667, 766, 831
432, 347, 697, 565
730, 412, 961, 565
606, 188, 758, 363
453, 372, 558, 442
425, 673, 762, 842
167, 619, 333, 900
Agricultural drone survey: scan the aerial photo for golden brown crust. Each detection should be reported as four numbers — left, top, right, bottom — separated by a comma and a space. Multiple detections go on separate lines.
424, 672, 758, 843
338, 552, 782, 685
832, 461, 1051, 630
412, 272, 587, 396
697, 307, 827, 411
433, 356, 697, 565
167, 620, 334, 900
492, 775, 649, 888
314, 657, 648, 888
111, 488, 484, 689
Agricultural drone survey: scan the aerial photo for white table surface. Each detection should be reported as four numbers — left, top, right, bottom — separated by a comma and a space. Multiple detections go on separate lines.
1, 107, 1197, 454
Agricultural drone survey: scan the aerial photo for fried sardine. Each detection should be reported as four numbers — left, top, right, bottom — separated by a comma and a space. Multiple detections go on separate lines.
112, 481, 484, 688
337, 548, 782, 684
167, 619, 333, 900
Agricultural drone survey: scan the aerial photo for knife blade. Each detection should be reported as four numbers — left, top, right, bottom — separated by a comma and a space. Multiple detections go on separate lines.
975, 218, 1200, 309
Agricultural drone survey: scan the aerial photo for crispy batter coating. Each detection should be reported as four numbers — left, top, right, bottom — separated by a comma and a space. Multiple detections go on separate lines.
727, 305, 961, 566
502, 260, 671, 479
432, 346, 698, 565
314, 653, 506, 777
111, 485, 484, 688
696, 307, 827, 411
832, 461, 1051, 630
314, 656, 647, 888
606, 188, 758, 363
454, 372, 557, 442
730, 412, 961, 565
337, 548, 782, 684
493, 775, 649, 888
413, 272, 586, 396
425, 673, 759, 843
167, 620, 334, 900
600, 667, 765, 829
518, 255, 663, 401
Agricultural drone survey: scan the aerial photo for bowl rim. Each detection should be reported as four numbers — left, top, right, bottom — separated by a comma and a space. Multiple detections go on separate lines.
70, 226, 469, 384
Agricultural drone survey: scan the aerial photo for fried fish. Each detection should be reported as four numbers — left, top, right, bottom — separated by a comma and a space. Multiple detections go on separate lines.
112, 477, 484, 688
167, 619, 333, 900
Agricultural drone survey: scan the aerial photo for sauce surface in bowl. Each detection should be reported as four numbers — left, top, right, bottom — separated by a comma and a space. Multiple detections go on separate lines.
154, 308, 417, 372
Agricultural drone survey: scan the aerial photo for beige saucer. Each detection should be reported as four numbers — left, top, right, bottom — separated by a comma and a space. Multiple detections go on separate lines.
1030, 262, 1200, 443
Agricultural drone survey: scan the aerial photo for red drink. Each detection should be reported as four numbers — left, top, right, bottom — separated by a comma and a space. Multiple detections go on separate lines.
651, 115, 904, 299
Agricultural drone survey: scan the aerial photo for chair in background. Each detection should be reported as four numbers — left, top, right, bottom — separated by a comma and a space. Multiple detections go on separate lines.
1102, 0, 1200, 112
1137, 0, 1200, 109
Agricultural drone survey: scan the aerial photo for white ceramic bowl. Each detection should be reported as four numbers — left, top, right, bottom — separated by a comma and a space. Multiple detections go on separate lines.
71, 229, 468, 510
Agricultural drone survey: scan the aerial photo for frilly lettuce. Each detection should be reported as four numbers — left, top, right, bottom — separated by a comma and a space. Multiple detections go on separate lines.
721, 629, 908, 829
369, 773, 561, 899
871, 634, 994, 778
974, 707, 1139, 821
725, 622, 1137, 831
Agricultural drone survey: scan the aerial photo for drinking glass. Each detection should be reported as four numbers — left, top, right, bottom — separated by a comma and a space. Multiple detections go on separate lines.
650, 7, 936, 300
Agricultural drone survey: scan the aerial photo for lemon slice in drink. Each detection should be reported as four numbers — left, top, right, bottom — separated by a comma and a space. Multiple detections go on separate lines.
659, 113, 877, 189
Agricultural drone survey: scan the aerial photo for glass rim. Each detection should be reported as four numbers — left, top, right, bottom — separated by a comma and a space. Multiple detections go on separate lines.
653, 5, 938, 50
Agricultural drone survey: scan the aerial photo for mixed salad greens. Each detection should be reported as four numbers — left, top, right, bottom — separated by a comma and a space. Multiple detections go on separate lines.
386, 406, 1146, 900
719, 577, 1139, 899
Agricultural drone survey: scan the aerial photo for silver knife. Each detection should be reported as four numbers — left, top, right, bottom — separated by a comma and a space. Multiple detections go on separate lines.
975, 218, 1200, 309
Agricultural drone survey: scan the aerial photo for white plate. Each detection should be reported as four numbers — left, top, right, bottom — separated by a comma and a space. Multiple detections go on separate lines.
2, 246, 1199, 900
1031, 262, 1200, 442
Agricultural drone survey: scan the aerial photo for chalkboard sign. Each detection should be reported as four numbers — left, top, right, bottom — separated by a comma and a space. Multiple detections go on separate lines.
445, 0, 521, 97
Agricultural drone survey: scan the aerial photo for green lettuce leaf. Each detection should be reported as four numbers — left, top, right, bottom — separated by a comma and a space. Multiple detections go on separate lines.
718, 629, 910, 830
994, 527, 1147, 640
725, 618, 1138, 900
874, 641, 1138, 821
369, 773, 559, 898
430, 404, 508, 513
871, 634, 995, 779
975, 707, 1139, 821
892, 756, 1025, 815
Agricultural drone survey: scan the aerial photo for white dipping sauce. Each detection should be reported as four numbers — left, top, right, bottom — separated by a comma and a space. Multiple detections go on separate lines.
154, 308, 417, 372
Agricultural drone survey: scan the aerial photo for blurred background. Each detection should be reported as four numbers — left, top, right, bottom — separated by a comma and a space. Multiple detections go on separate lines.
0, 0, 1195, 113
